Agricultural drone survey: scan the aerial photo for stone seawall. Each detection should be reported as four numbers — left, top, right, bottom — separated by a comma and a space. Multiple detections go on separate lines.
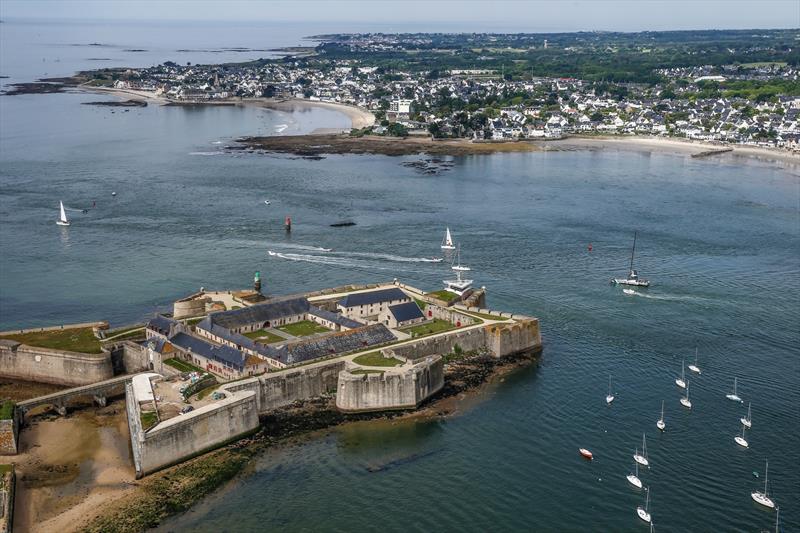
386, 317, 541, 361
336, 356, 444, 412
0, 341, 113, 386
128, 385, 259, 477
222, 360, 346, 413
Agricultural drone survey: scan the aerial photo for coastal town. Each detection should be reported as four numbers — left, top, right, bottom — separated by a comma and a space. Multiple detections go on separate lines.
91, 31, 800, 151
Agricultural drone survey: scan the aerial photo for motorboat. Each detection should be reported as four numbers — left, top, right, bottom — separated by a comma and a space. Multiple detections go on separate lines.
726, 377, 743, 402
612, 231, 650, 287
267, 250, 277, 256
579, 448, 593, 460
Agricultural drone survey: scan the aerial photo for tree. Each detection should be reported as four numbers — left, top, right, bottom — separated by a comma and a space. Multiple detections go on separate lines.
590, 111, 604, 122
387, 123, 409, 137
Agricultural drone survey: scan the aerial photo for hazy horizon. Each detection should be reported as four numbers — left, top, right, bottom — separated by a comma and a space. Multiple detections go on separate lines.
2, 0, 799, 32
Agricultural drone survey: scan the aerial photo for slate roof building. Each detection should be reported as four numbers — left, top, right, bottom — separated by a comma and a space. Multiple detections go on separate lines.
337, 288, 411, 322
272, 324, 396, 366
384, 301, 426, 328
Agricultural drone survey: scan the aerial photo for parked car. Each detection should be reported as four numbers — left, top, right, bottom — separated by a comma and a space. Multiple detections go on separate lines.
180, 405, 194, 414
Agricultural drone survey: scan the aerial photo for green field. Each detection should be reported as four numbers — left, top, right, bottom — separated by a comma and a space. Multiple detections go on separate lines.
241, 329, 286, 344
277, 320, 330, 337
0, 327, 103, 354
164, 358, 204, 373
464, 310, 509, 322
140, 411, 158, 431
352, 351, 403, 367
404, 318, 455, 337
0, 401, 15, 420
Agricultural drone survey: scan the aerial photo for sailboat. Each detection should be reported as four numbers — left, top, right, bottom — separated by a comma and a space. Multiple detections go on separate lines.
606, 375, 615, 404
627, 455, 643, 488
656, 400, 666, 431
675, 359, 687, 389
612, 231, 650, 287
633, 433, 649, 467
688, 347, 701, 374
726, 377, 743, 402
751, 459, 775, 508
637, 487, 652, 523
443, 244, 473, 296
735, 424, 749, 448
741, 402, 752, 429
680, 381, 692, 409
56, 201, 70, 226
441, 227, 456, 250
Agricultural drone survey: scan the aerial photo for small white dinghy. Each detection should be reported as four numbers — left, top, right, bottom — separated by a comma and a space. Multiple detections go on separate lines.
56, 201, 70, 226
627, 455, 642, 488
726, 377, 743, 402
734, 424, 749, 448
264, 200, 271, 205
751, 459, 775, 509
633, 433, 649, 467
675, 359, 686, 389
606, 375, 615, 404
741, 402, 752, 429
680, 381, 692, 409
656, 400, 666, 431
637, 487, 652, 523
688, 347, 701, 374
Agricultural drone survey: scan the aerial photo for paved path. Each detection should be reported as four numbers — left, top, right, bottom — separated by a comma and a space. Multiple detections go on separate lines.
18, 373, 142, 412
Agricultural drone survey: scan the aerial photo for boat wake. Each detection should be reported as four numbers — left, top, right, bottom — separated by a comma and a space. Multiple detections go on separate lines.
274, 124, 288, 133
189, 151, 222, 156
332, 251, 443, 263
624, 291, 710, 303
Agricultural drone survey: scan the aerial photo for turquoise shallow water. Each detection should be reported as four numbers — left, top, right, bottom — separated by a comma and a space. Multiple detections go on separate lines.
1, 19, 799, 533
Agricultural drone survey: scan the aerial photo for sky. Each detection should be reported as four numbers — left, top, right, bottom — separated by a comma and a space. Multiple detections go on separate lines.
1, 0, 798, 32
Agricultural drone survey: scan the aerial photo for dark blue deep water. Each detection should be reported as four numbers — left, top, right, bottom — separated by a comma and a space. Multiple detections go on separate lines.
1, 19, 798, 533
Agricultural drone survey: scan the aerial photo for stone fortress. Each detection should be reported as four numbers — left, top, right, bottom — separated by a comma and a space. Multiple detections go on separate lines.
1, 278, 541, 479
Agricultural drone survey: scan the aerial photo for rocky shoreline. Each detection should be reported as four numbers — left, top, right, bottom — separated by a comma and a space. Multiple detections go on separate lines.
80, 350, 539, 533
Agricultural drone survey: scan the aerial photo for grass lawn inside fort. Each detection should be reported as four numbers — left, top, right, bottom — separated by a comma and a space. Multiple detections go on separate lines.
404, 318, 456, 337
352, 351, 404, 367
463, 310, 510, 322
277, 320, 330, 337
241, 329, 286, 344
164, 358, 204, 373
0, 327, 104, 354
426, 290, 459, 302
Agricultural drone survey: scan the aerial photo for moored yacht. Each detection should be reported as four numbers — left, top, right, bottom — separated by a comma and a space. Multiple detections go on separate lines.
751, 459, 775, 509
627, 455, 643, 488
675, 359, 687, 389
741, 402, 752, 429
726, 377, 743, 402
443, 244, 473, 296
688, 347, 701, 374
633, 433, 649, 467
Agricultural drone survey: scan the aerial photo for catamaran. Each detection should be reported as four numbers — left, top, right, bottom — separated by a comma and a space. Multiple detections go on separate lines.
633, 433, 649, 467
627, 455, 643, 488
735, 424, 749, 448
675, 359, 687, 389
656, 400, 666, 431
726, 377, 743, 402
441, 227, 456, 250
741, 402, 752, 429
637, 487, 652, 523
443, 244, 473, 296
751, 459, 775, 508
606, 375, 615, 404
680, 381, 692, 409
612, 231, 650, 287
56, 201, 70, 226
688, 347, 701, 374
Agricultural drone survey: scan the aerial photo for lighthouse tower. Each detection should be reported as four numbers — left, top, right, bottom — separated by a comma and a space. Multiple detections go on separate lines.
254, 271, 262, 294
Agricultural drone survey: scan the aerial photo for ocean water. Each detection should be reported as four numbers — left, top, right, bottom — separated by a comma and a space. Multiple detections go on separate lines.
1, 20, 799, 533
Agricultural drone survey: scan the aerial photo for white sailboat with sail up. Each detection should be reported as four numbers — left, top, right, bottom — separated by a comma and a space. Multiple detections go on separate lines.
633, 433, 649, 467
441, 227, 456, 250
606, 375, 615, 404
612, 231, 650, 287
688, 347, 701, 374
656, 400, 665, 431
726, 377, 743, 402
751, 459, 775, 508
741, 402, 752, 429
627, 455, 642, 488
637, 487, 652, 523
56, 201, 70, 226
675, 359, 687, 389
